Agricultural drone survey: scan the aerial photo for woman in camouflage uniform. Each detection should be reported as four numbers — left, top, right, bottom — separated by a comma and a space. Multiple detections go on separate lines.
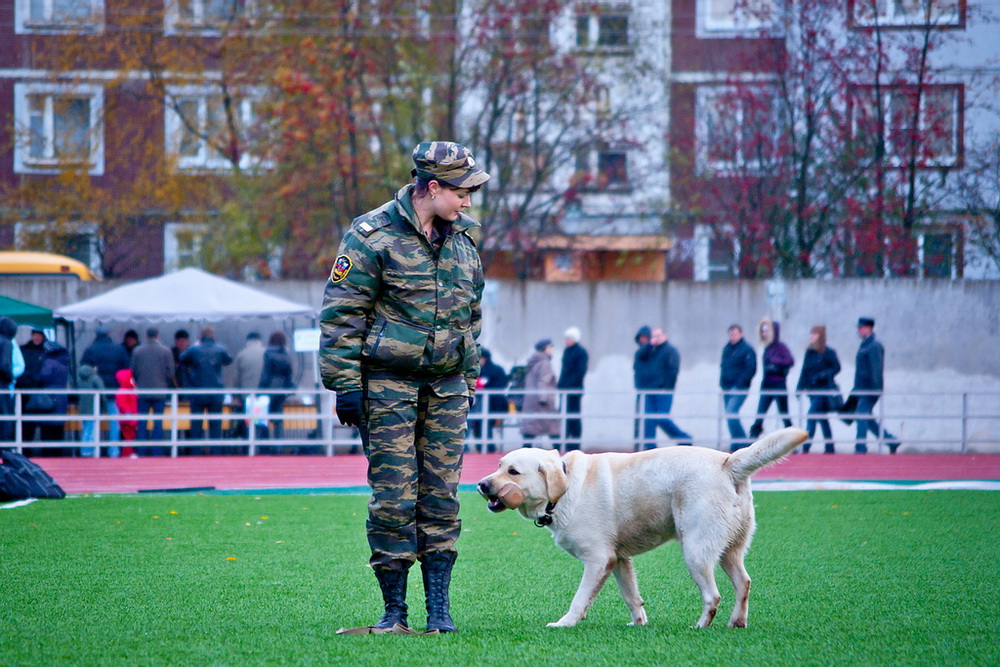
320, 142, 488, 633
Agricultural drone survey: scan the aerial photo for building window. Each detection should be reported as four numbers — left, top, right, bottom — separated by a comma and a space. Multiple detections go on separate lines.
15, 0, 103, 33
14, 221, 102, 276
851, 84, 962, 168
700, 0, 778, 35
496, 8, 551, 50
575, 5, 631, 52
849, 0, 964, 28
574, 144, 630, 191
13, 82, 104, 175
164, 222, 208, 272
696, 85, 780, 173
694, 225, 737, 280
597, 150, 628, 186
919, 227, 961, 278
165, 0, 251, 34
164, 86, 267, 171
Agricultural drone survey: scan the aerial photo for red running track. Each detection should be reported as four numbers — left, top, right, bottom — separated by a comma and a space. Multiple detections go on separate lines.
30, 452, 1000, 495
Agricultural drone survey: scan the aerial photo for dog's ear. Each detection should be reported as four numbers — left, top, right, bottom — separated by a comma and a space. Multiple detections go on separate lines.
540, 452, 568, 504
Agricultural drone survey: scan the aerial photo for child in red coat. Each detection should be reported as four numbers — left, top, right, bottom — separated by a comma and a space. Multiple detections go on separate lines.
115, 369, 138, 456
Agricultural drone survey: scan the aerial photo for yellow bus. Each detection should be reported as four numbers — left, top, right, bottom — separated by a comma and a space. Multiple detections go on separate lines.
0, 251, 99, 280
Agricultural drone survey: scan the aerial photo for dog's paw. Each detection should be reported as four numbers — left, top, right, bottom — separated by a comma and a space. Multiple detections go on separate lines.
546, 617, 578, 628
628, 613, 648, 626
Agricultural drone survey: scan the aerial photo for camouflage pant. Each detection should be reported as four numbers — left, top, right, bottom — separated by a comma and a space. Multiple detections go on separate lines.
361, 375, 467, 569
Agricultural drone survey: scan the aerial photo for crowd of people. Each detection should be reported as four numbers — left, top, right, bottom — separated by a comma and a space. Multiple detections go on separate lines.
467, 315, 899, 456
0, 322, 298, 456
0, 311, 900, 458
718, 315, 897, 453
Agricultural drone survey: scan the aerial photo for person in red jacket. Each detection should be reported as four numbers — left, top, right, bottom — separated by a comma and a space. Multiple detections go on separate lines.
115, 369, 138, 455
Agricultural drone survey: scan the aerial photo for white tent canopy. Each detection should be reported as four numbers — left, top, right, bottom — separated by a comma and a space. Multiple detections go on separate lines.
55, 268, 316, 322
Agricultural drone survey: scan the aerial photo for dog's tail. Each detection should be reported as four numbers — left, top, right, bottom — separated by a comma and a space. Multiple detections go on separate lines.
726, 427, 808, 484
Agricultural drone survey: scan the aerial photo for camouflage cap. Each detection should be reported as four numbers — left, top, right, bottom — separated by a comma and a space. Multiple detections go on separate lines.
411, 141, 490, 189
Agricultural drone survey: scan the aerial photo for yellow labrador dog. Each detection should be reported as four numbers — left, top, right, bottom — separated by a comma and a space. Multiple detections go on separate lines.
477, 427, 807, 628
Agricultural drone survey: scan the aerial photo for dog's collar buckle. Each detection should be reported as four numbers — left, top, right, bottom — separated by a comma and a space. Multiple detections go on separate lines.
534, 501, 558, 528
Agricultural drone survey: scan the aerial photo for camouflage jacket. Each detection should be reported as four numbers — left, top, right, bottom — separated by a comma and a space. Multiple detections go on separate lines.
320, 185, 484, 398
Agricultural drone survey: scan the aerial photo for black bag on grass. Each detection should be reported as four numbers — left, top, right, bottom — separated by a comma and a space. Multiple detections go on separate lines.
0, 450, 66, 501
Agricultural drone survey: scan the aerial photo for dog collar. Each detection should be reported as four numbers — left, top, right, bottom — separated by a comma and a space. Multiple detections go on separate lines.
534, 460, 567, 528
534, 501, 558, 528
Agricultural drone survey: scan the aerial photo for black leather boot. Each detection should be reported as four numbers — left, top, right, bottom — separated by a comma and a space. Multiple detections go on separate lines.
372, 567, 409, 629
421, 551, 457, 633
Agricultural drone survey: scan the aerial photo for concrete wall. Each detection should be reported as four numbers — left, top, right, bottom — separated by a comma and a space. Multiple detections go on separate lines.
3, 277, 998, 451
477, 279, 999, 376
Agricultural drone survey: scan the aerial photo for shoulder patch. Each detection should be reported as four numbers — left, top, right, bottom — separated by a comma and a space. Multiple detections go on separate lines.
330, 255, 353, 283
354, 212, 393, 237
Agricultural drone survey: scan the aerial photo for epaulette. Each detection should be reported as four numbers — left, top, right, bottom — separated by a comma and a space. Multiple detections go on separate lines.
353, 209, 393, 237
457, 213, 480, 247
460, 229, 478, 247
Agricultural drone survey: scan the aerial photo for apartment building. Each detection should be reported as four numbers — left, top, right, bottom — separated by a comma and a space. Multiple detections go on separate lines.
0, 0, 234, 278
667, 0, 1000, 280
1, 0, 997, 280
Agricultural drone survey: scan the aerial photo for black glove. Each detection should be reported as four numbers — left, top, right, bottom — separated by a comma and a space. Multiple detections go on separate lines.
336, 390, 363, 427
468, 395, 475, 410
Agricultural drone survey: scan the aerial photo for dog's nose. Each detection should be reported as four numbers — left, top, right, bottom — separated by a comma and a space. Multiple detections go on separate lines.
477, 479, 491, 495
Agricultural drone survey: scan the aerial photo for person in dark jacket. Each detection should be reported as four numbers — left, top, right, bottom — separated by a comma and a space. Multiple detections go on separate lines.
796, 325, 841, 453
131, 328, 176, 452
179, 326, 233, 444
121, 329, 140, 360
17, 329, 49, 442
631, 325, 652, 449
748, 317, 795, 439
80, 327, 128, 443
259, 331, 294, 441
37, 342, 71, 451
848, 317, 899, 454
720, 324, 757, 452
0, 317, 19, 442
16, 329, 47, 390
557, 326, 588, 452
171, 329, 191, 392
634, 327, 693, 449
470, 348, 508, 453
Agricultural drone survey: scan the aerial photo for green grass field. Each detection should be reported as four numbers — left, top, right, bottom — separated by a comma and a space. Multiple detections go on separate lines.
2, 490, 998, 666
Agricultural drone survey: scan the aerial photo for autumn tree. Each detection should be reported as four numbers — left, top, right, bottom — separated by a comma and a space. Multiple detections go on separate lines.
451, 0, 668, 276
2, 0, 439, 278
682, 0, 986, 278
2, 0, 672, 281
950, 134, 1000, 274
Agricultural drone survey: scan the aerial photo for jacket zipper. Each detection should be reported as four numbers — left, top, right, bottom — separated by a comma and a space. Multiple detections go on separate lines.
369, 323, 387, 357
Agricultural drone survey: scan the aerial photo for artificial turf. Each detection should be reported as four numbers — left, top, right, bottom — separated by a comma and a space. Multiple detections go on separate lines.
2, 490, 998, 665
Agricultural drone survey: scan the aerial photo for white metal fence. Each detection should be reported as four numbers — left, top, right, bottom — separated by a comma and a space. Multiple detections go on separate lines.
1, 387, 997, 456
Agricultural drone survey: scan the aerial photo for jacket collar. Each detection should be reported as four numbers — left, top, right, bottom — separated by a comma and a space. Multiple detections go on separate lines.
393, 184, 480, 235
